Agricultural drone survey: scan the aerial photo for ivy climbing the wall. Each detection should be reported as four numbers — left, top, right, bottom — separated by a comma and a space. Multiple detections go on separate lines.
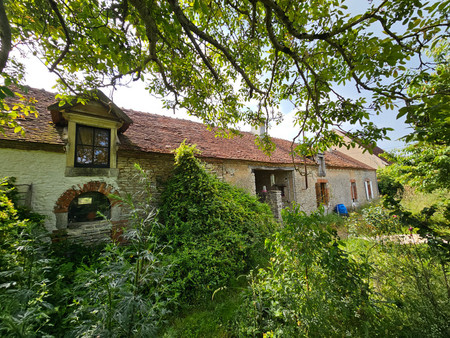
157, 141, 276, 304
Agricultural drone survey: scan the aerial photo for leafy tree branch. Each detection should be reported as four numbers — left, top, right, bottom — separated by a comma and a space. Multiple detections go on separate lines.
1, 0, 448, 153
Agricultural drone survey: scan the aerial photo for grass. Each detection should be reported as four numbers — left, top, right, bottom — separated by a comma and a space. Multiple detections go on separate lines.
343, 236, 450, 336
401, 187, 447, 214
401, 187, 449, 237
162, 285, 244, 337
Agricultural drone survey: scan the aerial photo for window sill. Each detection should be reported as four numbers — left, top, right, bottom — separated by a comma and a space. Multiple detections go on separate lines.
65, 167, 119, 177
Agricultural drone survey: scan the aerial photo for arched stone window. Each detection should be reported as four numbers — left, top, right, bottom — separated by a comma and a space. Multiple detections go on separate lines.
53, 181, 119, 231
68, 191, 111, 223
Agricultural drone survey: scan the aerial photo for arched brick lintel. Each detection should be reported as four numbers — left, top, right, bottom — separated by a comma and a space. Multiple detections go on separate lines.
54, 181, 120, 213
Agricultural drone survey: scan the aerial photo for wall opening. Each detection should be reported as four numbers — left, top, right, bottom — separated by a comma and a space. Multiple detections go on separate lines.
253, 169, 294, 207
68, 191, 111, 223
53, 181, 121, 245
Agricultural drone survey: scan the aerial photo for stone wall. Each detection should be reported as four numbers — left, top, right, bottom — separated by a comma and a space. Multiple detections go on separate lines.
0, 146, 379, 239
325, 167, 378, 212
203, 158, 256, 195
291, 165, 315, 213
116, 151, 175, 201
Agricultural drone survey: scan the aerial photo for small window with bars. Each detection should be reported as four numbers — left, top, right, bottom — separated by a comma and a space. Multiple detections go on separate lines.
75, 125, 110, 168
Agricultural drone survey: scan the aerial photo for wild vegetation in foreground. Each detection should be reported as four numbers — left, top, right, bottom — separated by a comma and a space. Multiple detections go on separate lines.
1, 148, 449, 336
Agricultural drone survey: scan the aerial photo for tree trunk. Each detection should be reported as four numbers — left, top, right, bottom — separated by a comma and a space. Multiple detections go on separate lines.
0, 0, 12, 73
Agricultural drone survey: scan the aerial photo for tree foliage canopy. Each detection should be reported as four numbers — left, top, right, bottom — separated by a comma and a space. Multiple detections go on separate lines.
0, 0, 449, 153
379, 42, 449, 194
398, 41, 450, 146
381, 143, 450, 193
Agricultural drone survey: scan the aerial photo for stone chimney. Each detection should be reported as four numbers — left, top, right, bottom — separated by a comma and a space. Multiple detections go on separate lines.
251, 123, 267, 136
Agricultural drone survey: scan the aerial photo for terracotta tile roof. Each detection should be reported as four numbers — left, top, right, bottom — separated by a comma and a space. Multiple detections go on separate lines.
1, 87, 373, 170
324, 150, 375, 170
0, 87, 65, 147
119, 109, 311, 164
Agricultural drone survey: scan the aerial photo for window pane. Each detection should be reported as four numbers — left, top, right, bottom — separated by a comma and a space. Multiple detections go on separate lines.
95, 129, 110, 147
94, 148, 108, 165
77, 126, 93, 145
76, 146, 93, 164
75, 125, 111, 168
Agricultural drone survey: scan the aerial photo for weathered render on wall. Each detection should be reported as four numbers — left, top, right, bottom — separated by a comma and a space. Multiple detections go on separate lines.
323, 168, 378, 210
0, 147, 120, 231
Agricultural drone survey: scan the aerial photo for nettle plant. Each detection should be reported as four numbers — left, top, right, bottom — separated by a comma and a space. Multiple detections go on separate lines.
157, 141, 275, 304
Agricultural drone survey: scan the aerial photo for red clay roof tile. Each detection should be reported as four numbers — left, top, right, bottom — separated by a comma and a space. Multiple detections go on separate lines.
0, 87, 374, 170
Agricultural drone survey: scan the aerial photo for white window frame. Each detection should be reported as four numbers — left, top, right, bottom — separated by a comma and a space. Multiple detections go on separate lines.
364, 180, 373, 200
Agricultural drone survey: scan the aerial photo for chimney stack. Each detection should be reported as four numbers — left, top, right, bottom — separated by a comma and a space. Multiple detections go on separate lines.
251, 123, 266, 136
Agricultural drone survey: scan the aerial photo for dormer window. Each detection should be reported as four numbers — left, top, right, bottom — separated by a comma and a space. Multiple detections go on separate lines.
75, 125, 110, 168
48, 90, 132, 177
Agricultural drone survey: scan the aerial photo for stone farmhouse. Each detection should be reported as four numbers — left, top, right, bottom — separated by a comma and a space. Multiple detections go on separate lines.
0, 88, 379, 243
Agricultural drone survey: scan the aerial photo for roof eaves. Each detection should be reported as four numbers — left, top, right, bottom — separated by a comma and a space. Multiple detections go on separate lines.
47, 90, 133, 131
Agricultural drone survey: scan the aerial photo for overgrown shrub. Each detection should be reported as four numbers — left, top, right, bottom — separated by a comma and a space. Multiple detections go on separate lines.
377, 169, 404, 198
346, 203, 403, 236
236, 205, 375, 336
0, 177, 54, 336
157, 142, 275, 303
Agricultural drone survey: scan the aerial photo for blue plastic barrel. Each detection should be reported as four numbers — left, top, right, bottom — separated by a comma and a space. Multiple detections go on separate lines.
334, 204, 349, 216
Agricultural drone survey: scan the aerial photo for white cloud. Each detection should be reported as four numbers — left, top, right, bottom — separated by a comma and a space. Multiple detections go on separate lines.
268, 109, 301, 141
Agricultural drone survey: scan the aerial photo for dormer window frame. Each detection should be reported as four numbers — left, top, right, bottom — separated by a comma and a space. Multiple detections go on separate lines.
48, 90, 132, 178
61, 112, 122, 177
74, 124, 111, 168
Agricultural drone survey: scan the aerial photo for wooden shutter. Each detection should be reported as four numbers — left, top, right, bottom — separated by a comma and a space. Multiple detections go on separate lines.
351, 182, 357, 201
315, 182, 321, 207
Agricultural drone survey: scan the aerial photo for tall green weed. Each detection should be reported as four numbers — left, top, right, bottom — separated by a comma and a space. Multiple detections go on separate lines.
68, 165, 171, 336
0, 170, 173, 337
0, 177, 54, 336
236, 204, 375, 336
